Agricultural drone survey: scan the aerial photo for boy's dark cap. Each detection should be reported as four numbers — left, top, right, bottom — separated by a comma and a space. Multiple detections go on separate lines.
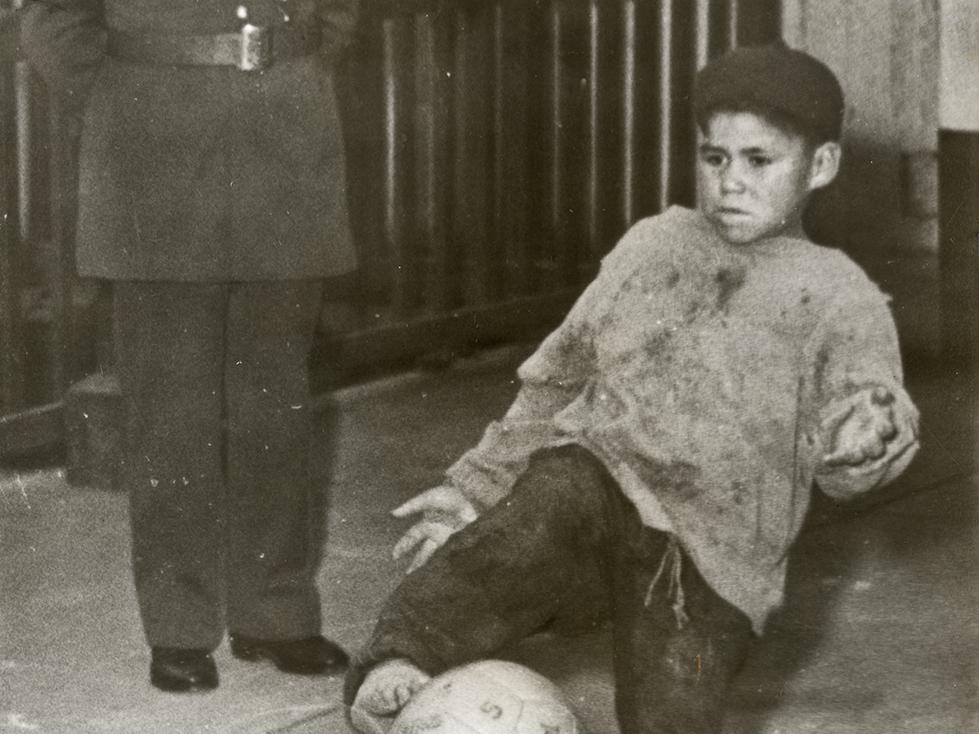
694, 43, 845, 142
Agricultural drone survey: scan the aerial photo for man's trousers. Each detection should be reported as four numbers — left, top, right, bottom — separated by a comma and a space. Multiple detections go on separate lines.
113, 280, 325, 650
346, 444, 754, 734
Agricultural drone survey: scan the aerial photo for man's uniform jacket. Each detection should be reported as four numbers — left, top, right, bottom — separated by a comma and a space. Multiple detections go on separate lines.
22, 0, 359, 282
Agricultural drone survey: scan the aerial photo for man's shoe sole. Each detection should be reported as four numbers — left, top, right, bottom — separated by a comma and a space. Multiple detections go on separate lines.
149, 667, 218, 693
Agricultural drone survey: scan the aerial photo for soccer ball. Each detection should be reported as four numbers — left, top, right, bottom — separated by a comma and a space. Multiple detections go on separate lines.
390, 659, 583, 734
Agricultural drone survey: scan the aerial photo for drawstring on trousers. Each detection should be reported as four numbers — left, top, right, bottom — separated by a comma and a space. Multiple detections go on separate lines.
643, 535, 689, 630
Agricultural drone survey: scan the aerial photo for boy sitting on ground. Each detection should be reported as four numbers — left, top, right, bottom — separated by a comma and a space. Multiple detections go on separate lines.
345, 43, 920, 734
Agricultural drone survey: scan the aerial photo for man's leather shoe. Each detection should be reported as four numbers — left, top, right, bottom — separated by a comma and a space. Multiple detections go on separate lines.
150, 648, 218, 692
229, 633, 349, 675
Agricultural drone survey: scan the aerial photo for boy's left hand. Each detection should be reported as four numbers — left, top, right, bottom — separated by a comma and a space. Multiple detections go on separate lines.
820, 387, 899, 467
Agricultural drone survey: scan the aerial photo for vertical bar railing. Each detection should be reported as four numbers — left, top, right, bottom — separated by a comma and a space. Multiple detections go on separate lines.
0, 4, 21, 413
380, 13, 413, 318
453, 4, 493, 306
620, 0, 637, 232
2, 0, 783, 453
1, 0, 84, 456
545, 0, 562, 286
492, 2, 525, 297
327, 0, 781, 368
44, 96, 79, 402
415, 9, 453, 313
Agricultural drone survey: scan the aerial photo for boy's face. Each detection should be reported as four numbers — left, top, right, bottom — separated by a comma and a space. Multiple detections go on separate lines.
696, 111, 839, 245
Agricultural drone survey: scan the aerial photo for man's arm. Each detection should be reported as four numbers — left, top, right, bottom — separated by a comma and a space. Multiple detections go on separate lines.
21, 0, 106, 115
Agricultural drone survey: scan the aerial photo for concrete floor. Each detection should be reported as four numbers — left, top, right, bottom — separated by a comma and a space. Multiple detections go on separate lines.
1, 347, 976, 733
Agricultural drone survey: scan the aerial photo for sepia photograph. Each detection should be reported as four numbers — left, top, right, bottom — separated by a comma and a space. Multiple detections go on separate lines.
1, 1, 976, 732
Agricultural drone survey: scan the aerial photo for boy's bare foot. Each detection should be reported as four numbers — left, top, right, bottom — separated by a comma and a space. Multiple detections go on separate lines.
353, 658, 431, 716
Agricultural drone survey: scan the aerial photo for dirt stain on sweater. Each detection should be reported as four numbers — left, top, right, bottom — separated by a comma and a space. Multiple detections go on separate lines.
643, 330, 674, 358
714, 267, 746, 313
813, 344, 831, 390
642, 458, 702, 499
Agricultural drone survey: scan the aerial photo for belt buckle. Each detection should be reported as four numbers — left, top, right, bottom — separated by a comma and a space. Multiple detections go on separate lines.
238, 23, 271, 71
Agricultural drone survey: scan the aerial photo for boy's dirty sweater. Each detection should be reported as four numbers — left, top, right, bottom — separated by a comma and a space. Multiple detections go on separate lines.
446, 206, 919, 634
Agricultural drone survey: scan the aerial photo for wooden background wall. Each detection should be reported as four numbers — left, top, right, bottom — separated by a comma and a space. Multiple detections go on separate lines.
782, 0, 943, 362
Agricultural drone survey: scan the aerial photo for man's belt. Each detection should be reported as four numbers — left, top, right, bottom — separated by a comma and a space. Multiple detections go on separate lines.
106, 24, 321, 72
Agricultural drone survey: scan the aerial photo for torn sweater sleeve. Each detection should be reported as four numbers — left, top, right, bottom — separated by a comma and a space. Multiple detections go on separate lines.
810, 274, 920, 501
444, 258, 613, 510
444, 379, 582, 511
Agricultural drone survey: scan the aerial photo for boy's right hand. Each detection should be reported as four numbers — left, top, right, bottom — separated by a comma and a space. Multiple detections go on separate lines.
391, 485, 479, 573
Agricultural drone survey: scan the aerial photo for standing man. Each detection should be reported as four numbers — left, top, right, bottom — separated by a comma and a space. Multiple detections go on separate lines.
22, 0, 359, 692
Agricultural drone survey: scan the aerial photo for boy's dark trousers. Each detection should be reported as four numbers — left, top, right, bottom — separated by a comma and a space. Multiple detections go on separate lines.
347, 444, 754, 734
